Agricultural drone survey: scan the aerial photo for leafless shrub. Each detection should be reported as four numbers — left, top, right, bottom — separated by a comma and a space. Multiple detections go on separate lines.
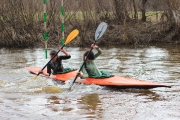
0, 0, 180, 48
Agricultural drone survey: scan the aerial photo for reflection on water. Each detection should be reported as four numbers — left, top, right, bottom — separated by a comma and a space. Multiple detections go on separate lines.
0, 44, 179, 120
79, 94, 101, 111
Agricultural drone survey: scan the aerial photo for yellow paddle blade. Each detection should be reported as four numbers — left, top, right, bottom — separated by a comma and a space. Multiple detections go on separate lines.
64, 29, 79, 45
33, 75, 38, 80
20, 76, 37, 85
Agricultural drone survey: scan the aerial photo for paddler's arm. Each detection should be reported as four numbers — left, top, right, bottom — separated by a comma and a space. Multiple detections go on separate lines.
77, 66, 89, 79
38, 64, 51, 76
81, 66, 89, 78
92, 44, 102, 59
47, 64, 51, 76
60, 48, 71, 59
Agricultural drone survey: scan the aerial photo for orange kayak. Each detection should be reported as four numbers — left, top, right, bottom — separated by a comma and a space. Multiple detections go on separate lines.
25, 67, 171, 89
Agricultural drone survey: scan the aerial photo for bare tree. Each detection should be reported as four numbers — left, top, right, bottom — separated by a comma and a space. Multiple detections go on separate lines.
0, 0, 180, 47
141, 0, 148, 22
132, 0, 138, 21
112, 0, 130, 24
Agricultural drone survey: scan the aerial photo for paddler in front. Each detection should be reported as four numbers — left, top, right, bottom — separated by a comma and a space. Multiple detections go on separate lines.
39, 48, 71, 76
77, 44, 114, 79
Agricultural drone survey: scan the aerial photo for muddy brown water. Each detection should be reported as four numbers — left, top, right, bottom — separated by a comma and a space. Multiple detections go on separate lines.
0, 44, 179, 120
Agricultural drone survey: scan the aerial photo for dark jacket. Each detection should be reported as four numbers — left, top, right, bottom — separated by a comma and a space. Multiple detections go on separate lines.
47, 55, 71, 75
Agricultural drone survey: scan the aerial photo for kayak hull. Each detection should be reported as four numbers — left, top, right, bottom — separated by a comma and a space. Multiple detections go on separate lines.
25, 67, 171, 89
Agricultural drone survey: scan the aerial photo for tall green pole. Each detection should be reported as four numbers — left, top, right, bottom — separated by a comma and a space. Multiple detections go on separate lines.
43, 0, 48, 58
61, 0, 65, 45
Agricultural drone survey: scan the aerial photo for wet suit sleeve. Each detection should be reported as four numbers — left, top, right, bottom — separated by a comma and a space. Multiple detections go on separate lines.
47, 64, 51, 76
81, 65, 89, 78
94, 48, 102, 59
59, 55, 71, 60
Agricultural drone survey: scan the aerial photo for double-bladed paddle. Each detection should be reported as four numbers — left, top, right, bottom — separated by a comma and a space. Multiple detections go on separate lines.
69, 22, 108, 89
33, 29, 79, 80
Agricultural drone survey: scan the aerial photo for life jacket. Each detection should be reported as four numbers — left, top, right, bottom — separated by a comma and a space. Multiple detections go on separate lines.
49, 57, 63, 73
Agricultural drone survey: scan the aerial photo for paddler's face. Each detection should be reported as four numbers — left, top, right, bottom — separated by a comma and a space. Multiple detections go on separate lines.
50, 55, 57, 62
85, 56, 91, 62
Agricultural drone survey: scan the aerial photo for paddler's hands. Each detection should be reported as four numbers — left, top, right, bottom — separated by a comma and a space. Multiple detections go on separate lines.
60, 48, 70, 56
91, 44, 98, 49
38, 70, 50, 77
77, 71, 83, 78
60, 48, 65, 52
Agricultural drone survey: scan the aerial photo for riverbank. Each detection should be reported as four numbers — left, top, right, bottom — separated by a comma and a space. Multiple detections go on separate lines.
50, 21, 180, 47
0, 21, 180, 48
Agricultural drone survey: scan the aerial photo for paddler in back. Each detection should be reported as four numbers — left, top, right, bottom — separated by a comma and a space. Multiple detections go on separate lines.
78, 44, 114, 79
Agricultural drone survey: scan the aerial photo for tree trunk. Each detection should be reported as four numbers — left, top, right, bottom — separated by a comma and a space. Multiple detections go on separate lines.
132, 0, 138, 21
141, 0, 147, 22
113, 0, 130, 24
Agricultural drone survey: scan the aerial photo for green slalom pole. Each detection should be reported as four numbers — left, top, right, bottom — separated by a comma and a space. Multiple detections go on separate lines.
61, 0, 65, 45
43, 0, 48, 58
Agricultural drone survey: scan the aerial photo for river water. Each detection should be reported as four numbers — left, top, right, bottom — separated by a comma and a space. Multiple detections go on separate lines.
0, 44, 179, 120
